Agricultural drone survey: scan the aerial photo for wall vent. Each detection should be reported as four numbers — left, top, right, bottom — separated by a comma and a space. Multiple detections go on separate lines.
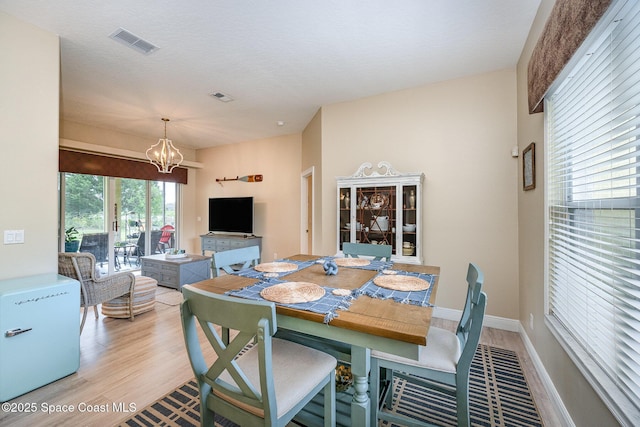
109, 28, 159, 55
209, 91, 234, 102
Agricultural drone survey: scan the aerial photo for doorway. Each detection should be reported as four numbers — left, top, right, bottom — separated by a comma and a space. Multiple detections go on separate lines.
300, 167, 314, 254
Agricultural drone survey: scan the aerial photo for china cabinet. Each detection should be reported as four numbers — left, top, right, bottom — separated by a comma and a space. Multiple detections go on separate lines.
336, 161, 424, 264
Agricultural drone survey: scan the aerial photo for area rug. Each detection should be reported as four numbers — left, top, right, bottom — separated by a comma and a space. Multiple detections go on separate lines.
155, 289, 183, 306
380, 345, 543, 427
117, 345, 542, 427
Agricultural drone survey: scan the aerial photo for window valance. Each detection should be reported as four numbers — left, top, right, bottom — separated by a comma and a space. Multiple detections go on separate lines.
59, 149, 188, 184
528, 0, 612, 114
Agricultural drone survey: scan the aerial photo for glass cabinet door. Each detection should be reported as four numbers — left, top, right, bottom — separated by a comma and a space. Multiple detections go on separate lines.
356, 186, 396, 252
338, 187, 352, 252
400, 184, 418, 257
336, 161, 424, 263
340, 185, 398, 256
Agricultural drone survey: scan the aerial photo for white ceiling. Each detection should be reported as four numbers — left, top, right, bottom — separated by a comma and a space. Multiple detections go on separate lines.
0, 0, 540, 150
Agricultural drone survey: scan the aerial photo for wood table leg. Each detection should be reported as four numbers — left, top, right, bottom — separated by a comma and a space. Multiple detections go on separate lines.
351, 345, 371, 427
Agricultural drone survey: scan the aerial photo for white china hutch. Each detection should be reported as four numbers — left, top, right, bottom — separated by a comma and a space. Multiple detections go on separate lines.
336, 161, 424, 264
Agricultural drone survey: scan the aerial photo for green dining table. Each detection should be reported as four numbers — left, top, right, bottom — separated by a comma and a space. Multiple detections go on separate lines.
190, 254, 440, 427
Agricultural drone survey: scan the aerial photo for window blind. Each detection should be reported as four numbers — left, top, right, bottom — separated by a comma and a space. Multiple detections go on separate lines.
546, 0, 640, 419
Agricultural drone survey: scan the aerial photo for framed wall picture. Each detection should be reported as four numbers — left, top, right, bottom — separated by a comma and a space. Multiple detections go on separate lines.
523, 142, 536, 191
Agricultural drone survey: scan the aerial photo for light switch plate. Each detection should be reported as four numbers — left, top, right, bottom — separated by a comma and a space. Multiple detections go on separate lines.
4, 230, 24, 244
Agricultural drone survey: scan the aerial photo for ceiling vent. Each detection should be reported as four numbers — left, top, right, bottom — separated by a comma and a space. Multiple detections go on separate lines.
209, 91, 234, 102
109, 28, 159, 55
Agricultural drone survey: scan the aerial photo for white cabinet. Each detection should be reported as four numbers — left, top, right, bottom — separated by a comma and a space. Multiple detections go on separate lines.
336, 161, 424, 264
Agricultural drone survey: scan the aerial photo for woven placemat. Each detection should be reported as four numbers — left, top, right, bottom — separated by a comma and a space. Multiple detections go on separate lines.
260, 282, 325, 304
373, 274, 431, 291
254, 262, 299, 273
334, 258, 370, 267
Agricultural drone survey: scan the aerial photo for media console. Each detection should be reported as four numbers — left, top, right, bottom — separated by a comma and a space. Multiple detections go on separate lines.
200, 234, 263, 259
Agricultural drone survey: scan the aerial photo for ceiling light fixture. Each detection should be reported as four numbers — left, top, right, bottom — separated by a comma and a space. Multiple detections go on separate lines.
146, 118, 183, 174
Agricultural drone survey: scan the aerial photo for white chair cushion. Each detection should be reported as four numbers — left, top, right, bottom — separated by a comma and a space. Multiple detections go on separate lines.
217, 337, 337, 418
372, 326, 460, 373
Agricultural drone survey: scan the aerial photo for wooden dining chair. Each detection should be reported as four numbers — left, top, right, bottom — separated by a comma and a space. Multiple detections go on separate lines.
342, 242, 392, 261
212, 245, 260, 277
180, 285, 337, 427
370, 263, 487, 427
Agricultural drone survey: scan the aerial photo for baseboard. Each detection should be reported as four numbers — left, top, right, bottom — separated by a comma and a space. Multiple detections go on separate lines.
433, 307, 574, 427
433, 306, 520, 332
519, 325, 575, 427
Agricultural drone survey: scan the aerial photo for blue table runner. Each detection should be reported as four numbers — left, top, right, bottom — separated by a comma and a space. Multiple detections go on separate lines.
226, 257, 437, 322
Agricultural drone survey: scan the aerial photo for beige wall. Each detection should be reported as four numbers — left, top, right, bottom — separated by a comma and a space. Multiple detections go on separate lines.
313, 70, 520, 318
195, 134, 302, 262
179, 167, 199, 254
516, 0, 617, 425
0, 12, 60, 279
61, 120, 198, 162
301, 109, 323, 254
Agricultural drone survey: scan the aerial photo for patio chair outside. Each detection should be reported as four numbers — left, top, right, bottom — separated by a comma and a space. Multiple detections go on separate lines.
157, 225, 174, 253
79, 232, 109, 265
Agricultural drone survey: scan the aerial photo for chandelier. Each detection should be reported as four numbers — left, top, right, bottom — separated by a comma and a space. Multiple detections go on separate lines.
146, 118, 183, 173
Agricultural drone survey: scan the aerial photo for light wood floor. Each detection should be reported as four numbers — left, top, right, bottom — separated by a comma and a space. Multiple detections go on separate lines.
0, 287, 562, 426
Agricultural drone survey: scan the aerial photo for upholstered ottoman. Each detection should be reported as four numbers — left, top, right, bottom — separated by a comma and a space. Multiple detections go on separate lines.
102, 275, 157, 318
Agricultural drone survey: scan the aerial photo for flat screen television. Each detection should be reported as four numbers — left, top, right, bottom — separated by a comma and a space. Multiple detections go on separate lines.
208, 196, 254, 234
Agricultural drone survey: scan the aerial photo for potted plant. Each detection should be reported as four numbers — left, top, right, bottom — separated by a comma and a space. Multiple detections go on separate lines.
64, 227, 80, 252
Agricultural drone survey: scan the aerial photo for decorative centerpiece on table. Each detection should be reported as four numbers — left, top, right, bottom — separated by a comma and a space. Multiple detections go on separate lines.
165, 249, 187, 259
323, 259, 338, 275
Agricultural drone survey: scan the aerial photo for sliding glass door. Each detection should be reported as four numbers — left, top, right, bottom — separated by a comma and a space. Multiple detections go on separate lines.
112, 177, 149, 273
149, 181, 177, 255
60, 173, 179, 275
62, 173, 110, 271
